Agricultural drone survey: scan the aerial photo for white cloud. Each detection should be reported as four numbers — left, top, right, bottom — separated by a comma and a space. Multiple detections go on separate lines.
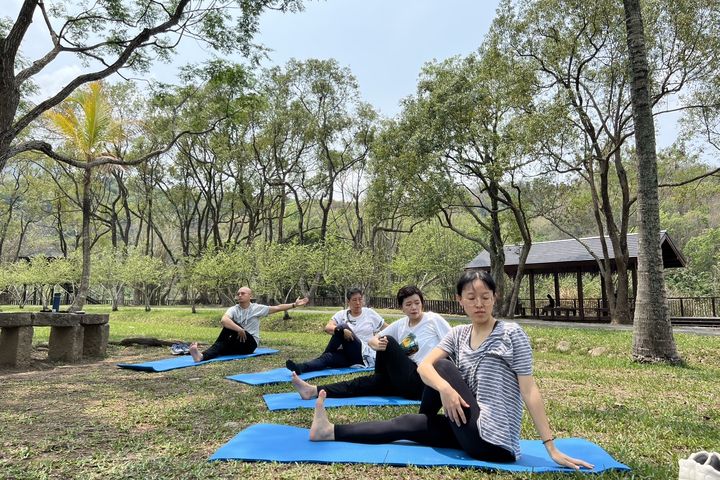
31, 62, 85, 103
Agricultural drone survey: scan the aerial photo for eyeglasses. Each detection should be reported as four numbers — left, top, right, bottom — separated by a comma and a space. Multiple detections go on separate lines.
466, 296, 494, 305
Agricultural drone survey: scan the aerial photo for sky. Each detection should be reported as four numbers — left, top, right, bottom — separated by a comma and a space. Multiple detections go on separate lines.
254, 1, 501, 116
6, 0, 685, 148
6, 0, 501, 118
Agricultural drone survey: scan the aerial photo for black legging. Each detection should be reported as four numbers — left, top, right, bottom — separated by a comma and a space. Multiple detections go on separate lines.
202, 327, 257, 361
334, 358, 515, 462
318, 336, 423, 399
293, 328, 363, 373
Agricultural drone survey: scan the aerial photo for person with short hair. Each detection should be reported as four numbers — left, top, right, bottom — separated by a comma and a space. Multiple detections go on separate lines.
285, 288, 388, 374
307, 272, 593, 470
189, 286, 308, 362
291, 285, 450, 401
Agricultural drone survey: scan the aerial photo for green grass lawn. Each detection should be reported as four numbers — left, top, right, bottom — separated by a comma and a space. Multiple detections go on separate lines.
1, 305, 718, 479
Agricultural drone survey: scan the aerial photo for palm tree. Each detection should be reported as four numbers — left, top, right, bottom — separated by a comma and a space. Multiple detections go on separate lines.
45, 81, 123, 312
622, 0, 680, 363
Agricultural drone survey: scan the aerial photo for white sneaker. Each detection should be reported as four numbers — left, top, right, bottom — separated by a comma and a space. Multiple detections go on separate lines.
680, 451, 711, 480
696, 452, 720, 480
680, 452, 720, 480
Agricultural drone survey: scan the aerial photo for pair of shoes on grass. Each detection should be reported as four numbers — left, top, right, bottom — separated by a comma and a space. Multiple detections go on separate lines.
679, 451, 720, 480
170, 343, 191, 355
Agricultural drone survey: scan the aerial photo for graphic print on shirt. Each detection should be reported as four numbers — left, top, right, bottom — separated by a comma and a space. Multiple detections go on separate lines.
400, 332, 419, 356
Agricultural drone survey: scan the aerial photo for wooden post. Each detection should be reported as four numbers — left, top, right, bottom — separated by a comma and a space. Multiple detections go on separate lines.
553, 272, 560, 319
577, 269, 585, 321
529, 271, 536, 317
712, 297, 717, 317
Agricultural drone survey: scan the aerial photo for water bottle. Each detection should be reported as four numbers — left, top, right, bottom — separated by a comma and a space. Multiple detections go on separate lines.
52, 292, 61, 313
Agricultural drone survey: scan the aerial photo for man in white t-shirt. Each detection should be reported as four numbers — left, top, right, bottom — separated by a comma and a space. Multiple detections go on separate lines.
290, 285, 451, 400
189, 286, 308, 362
285, 288, 388, 374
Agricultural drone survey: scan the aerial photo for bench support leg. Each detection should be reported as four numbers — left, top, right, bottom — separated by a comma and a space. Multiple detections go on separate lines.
83, 323, 109, 358
49, 325, 84, 362
0, 326, 34, 367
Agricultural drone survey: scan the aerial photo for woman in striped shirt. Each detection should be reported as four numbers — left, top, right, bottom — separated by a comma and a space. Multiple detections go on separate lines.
309, 271, 593, 470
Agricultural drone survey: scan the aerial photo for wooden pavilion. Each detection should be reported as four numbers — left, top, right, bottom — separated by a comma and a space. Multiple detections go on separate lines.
465, 231, 686, 321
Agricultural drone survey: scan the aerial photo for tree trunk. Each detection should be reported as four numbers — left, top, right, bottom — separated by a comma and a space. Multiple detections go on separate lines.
70, 167, 92, 312
612, 265, 632, 324
623, 0, 680, 363
144, 286, 152, 312
488, 193, 507, 316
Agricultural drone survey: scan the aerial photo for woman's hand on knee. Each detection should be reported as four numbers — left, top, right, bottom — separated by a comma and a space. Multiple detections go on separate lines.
440, 386, 470, 426
369, 335, 387, 351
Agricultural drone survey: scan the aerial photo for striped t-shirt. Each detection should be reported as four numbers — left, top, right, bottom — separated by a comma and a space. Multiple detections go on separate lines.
437, 321, 533, 459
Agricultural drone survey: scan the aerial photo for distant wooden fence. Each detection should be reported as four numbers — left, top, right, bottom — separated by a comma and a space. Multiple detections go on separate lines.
2, 291, 718, 321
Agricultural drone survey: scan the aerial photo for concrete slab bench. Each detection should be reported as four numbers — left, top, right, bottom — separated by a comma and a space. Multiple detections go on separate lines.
0, 312, 109, 367
0, 313, 33, 368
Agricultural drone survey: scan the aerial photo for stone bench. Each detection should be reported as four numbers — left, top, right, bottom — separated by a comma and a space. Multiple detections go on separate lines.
0, 312, 109, 367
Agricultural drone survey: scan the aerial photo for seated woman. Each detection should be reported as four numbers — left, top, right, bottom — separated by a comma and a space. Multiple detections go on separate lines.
291, 285, 451, 401
307, 271, 594, 470
286, 288, 388, 374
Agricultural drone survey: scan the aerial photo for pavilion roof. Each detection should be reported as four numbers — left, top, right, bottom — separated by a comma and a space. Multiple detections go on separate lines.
465, 231, 686, 274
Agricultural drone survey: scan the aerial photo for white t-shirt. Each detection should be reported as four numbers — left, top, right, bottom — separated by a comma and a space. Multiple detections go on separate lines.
381, 311, 451, 365
332, 307, 386, 366
224, 302, 271, 344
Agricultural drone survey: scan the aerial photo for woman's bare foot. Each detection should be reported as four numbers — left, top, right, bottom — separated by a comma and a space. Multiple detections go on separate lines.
189, 342, 203, 362
309, 390, 335, 441
291, 372, 318, 399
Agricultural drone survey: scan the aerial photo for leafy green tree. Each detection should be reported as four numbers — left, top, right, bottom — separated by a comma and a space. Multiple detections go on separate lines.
369, 40, 536, 315
285, 59, 378, 244
191, 245, 255, 306
25, 255, 79, 310
391, 222, 477, 299
322, 238, 379, 298
1, 0, 303, 172
0, 262, 15, 307
122, 249, 173, 312
91, 248, 129, 311
499, 0, 720, 324
0, 260, 30, 307
657, 146, 720, 248
255, 243, 320, 302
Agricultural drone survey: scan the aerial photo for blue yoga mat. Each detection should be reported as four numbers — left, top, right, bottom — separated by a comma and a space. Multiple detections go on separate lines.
263, 392, 420, 411
226, 366, 374, 385
210, 424, 630, 473
117, 348, 279, 372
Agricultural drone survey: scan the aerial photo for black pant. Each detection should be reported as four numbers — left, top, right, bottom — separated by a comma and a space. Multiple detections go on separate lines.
202, 327, 257, 361
295, 328, 363, 373
318, 336, 423, 400
334, 358, 515, 462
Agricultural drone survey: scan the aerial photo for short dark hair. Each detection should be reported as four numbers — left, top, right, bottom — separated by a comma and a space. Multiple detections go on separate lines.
346, 287, 364, 300
456, 270, 497, 296
396, 285, 424, 307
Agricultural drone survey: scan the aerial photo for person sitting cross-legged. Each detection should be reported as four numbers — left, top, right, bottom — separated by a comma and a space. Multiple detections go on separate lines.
189, 286, 308, 362
291, 285, 451, 401
285, 288, 388, 374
